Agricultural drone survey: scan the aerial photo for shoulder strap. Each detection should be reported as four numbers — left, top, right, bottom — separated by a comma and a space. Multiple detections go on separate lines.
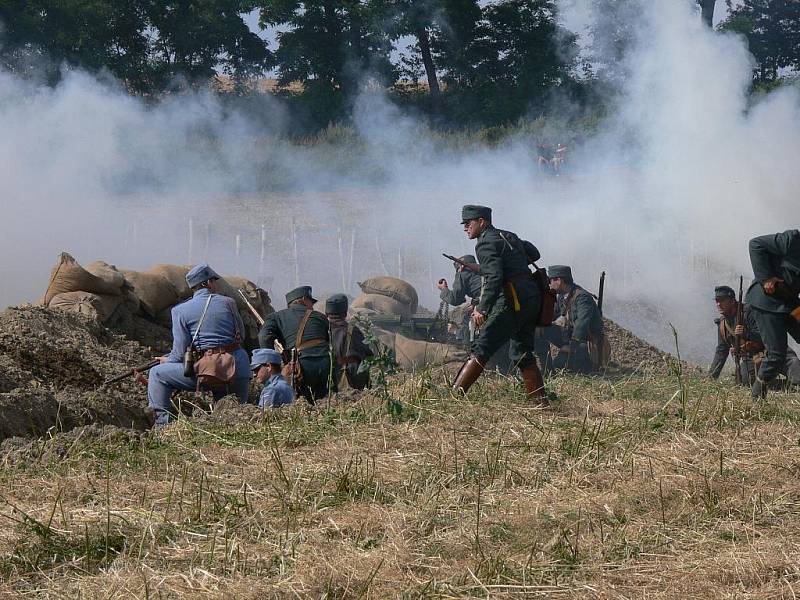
295, 309, 313, 350
191, 294, 214, 346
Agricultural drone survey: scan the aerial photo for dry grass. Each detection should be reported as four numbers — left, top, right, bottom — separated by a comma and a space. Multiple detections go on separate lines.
1, 368, 800, 599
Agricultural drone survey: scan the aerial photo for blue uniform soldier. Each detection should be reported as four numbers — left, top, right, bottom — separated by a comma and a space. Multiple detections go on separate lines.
251, 348, 294, 408
746, 230, 800, 400
147, 263, 251, 427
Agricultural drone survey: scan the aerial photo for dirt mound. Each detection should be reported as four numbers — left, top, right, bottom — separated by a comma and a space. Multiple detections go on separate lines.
0, 306, 154, 441
604, 317, 688, 374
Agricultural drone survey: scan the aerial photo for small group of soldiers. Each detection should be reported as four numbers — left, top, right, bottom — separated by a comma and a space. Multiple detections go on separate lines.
710, 230, 800, 399
145, 265, 373, 427
143, 208, 800, 426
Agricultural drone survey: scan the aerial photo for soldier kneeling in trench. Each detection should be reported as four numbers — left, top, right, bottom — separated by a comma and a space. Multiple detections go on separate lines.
146, 264, 251, 427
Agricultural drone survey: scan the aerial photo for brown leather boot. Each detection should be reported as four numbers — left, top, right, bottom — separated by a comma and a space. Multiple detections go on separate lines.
520, 363, 547, 404
453, 357, 485, 395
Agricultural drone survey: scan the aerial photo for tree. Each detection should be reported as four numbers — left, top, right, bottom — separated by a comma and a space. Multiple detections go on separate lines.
721, 0, 800, 83
144, 0, 272, 90
258, 1, 394, 98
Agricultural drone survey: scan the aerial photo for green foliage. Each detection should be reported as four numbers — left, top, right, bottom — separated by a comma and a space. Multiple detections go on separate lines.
720, 0, 800, 83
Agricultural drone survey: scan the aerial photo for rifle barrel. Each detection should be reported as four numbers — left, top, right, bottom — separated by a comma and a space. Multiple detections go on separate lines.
103, 359, 160, 387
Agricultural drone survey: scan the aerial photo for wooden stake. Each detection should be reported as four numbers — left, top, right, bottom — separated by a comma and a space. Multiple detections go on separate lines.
347, 230, 356, 292
374, 235, 390, 276
337, 228, 347, 292
291, 218, 300, 286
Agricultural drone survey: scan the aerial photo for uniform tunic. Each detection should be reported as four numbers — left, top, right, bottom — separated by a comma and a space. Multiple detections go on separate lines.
441, 268, 483, 346
258, 304, 333, 402
745, 230, 800, 383
471, 226, 541, 368
329, 316, 373, 390
147, 288, 251, 426
535, 284, 602, 374
709, 303, 763, 384
259, 374, 294, 408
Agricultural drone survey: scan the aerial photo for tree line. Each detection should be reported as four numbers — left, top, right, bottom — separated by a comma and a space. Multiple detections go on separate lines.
0, 0, 797, 129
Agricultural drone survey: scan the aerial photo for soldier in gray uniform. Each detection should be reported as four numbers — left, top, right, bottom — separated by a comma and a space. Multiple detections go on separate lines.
438, 254, 482, 344
534, 265, 603, 374
746, 230, 800, 399
258, 285, 333, 403
452, 205, 546, 402
709, 285, 764, 385
325, 294, 373, 390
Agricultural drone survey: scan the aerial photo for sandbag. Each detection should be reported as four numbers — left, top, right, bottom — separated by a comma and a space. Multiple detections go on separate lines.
351, 293, 411, 318
48, 291, 122, 323
218, 275, 273, 316
150, 264, 191, 300
84, 261, 126, 291
43, 253, 123, 305
392, 333, 466, 370
122, 270, 179, 317
358, 277, 418, 313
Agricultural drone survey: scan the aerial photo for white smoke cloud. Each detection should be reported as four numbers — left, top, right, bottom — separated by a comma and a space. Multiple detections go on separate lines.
1, 0, 798, 364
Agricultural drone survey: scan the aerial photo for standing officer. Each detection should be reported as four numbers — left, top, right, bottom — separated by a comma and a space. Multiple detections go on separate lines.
251, 348, 294, 408
746, 230, 800, 399
535, 265, 603, 374
258, 285, 333, 403
325, 293, 373, 390
452, 205, 546, 402
147, 263, 251, 427
438, 254, 482, 344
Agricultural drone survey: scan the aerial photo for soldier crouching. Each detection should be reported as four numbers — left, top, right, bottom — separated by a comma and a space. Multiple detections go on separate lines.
535, 265, 603, 374
452, 205, 546, 403
147, 263, 251, 427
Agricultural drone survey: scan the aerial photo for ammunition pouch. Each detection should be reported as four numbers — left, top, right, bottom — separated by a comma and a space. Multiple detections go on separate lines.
194, 342, 240, 387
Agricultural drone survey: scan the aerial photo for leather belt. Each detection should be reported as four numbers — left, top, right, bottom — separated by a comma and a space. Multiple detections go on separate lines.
201, 342, 241, 354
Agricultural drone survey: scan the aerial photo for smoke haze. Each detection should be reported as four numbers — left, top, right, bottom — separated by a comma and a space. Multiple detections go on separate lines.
1, 0, 798, 363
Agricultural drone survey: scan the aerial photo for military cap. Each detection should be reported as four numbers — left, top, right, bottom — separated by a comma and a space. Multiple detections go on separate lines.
547, 265, 573, 280
285, 285, 317, 306
461, 205, 492, 223
250, 348, 282, 370
186, 263, 220, 288
714, 285, 736, 300
325, 293, 349, 315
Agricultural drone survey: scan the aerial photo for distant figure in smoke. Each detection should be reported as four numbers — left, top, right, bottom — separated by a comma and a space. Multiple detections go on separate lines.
325, 294, 373, 390
746, 230, 800, 400
536, 142, 555, 172
452, 205, 546, 403
534, 265, 603, 375
438, 254, 482, 345
147, 263, 251, 427
250, 348, 294, 409
258, 285, 333, 403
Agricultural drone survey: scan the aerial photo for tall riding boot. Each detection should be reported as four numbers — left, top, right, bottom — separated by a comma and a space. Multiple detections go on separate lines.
520, 363, 547, 404
453, 357, 485, 395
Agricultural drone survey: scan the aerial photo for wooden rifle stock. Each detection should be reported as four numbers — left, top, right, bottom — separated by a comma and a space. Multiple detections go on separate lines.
734, 275, 744, 385
442, 253, 481, 274
238, 289, 265, 326
103, 360, 160, 387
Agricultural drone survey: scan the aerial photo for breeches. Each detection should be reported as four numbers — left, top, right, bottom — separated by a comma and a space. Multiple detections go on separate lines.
471, 296, 540, 369
750, 307, 800, 382
147, 362, 250, 426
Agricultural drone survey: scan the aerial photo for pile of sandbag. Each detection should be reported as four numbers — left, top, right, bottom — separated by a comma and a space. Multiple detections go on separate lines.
40, 253, 273, 345
374, 328, 466, 370
350, 276, 419, 318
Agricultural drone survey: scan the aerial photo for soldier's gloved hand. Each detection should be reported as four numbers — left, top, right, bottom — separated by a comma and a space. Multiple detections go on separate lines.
472, 310, 487, 328
734, 324, 745, 336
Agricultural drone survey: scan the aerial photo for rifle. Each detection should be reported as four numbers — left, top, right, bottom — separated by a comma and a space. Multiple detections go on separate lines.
597, 271, 606, 315
102, 360, 160, 387
238, 289, 264, 326
734, 275, 744, 385
442, 254, 481, 274
239, 288, 285, 355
